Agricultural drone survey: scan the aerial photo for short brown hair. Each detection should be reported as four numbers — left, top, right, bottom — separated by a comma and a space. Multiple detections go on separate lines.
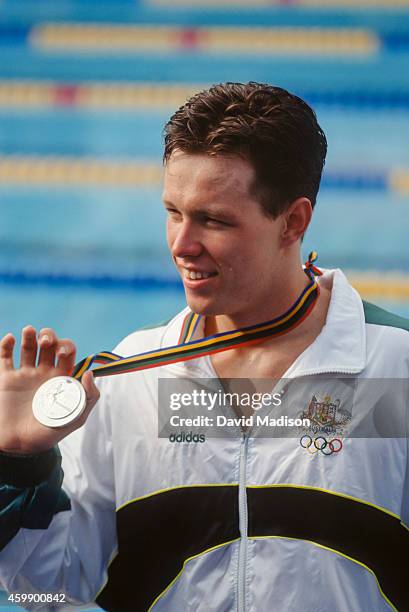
164, 82, 327, 218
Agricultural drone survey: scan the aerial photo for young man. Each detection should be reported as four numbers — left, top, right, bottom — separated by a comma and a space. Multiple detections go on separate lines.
0, 83, 408, 611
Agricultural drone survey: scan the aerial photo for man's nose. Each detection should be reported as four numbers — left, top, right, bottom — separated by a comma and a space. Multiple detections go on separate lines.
171, 221, 202, 259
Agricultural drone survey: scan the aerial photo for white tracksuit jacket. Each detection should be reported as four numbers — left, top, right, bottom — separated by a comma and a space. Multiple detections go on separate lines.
0, 268, 408, 611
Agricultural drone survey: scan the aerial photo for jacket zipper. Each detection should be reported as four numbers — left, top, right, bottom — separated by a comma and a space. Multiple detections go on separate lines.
237, 432, 249, 612
234, 368, 361, 612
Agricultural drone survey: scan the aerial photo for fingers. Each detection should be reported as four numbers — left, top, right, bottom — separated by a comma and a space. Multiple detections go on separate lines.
37, 328, 58, 368
5, 327, 78, 374
56, 340, 76, 375
20, 326, 38, 367
0, 333, 15, 371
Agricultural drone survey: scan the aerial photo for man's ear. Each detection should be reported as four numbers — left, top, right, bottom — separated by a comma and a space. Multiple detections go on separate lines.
281, 198, 313, 247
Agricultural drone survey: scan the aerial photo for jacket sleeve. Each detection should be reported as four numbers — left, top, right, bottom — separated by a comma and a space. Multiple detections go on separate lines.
0, 376, 117, 607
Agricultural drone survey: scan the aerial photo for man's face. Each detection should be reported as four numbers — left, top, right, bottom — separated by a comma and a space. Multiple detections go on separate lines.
163, 151, 286, 322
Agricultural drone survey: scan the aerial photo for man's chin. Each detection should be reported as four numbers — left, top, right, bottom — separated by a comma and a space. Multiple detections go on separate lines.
184, 293, 222, 316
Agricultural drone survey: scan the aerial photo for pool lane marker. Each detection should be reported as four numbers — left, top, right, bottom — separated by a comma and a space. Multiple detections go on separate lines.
0, 156, 408, 194
30, 24, 379, 56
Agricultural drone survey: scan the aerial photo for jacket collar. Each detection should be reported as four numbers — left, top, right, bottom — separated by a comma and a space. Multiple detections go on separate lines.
163, 268, 366, 377
283, 268, 366, 377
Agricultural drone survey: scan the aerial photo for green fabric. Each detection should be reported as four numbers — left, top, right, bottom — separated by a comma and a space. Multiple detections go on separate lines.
0, 458, 70, 552
0, 446, 59, 488
363, 301, 409, 332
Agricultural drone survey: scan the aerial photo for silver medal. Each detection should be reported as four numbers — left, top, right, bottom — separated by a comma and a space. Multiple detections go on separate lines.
32, 376, 86, 428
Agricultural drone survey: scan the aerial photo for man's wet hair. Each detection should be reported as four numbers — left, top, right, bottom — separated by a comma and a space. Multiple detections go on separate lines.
164, 82, 327, 218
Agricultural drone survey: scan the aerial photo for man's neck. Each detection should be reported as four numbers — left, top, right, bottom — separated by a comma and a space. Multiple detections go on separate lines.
207, 274, 332, 381
205, 265, 312, 336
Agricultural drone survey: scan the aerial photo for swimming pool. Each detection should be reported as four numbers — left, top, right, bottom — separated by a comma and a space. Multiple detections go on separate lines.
1, 1, 409, 609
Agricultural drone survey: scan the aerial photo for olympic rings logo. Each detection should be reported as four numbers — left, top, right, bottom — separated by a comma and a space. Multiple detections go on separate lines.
299, 435, 343, 455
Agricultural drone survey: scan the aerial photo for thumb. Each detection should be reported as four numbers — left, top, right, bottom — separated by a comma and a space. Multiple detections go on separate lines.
81, 371, 100, 406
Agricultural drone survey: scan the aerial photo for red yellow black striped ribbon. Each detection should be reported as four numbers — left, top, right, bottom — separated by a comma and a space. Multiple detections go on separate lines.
72, 253, 322, 381
304, 250, 323, 281
178, 310, 201, 344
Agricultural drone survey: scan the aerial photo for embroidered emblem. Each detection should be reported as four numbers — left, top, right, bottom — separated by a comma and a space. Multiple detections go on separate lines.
301, 393, 351, 437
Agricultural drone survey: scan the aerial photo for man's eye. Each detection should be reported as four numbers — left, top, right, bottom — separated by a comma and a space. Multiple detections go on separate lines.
204, 216, 228, 226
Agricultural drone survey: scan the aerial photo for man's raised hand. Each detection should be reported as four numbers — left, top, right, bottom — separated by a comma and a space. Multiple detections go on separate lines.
0, 326, 100, 454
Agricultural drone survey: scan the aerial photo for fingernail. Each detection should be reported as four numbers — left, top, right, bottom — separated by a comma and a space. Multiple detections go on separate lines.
58, 346, 67, 355
41, 334, 50, 344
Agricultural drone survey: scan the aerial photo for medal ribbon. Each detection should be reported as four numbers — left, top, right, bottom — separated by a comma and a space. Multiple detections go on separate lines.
72, 252, 322, 381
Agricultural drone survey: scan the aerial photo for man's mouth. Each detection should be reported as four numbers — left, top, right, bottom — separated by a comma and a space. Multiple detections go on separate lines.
181, 267, 218, 282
